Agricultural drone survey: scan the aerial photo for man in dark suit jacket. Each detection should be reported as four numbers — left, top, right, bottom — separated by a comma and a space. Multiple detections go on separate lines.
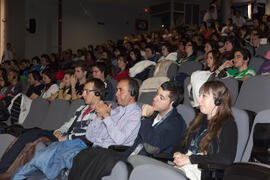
124, 81, 187, 157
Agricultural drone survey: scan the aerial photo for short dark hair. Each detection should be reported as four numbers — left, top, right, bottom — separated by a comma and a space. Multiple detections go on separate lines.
161, 43, 172, 53
32, 56, 40, 63
86, 78, 106, 101
122, 77, 139, 101
93, 62, 107, 77
75, 60, 88, 72
145, 44, 155, 54
64, 69, 74, 76
8, 69, 20, 81
41, 54, 50, 63
160, 81, 184, 107
29, 70, 42, 81
234, 48, 251, 61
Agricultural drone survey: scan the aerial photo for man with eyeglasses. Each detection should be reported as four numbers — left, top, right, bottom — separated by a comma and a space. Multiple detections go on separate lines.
12, 78, 142, 179
0, 78, 105, 179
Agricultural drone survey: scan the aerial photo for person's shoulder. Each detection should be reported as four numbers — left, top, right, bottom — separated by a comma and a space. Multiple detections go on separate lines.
246, 68, 256, 74
50, 84, 59, 89
222, 117, 237, 129
168, 110, 185, 122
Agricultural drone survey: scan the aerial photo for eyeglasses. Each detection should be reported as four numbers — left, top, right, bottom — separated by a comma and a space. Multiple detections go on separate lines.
83, 89, 96, 94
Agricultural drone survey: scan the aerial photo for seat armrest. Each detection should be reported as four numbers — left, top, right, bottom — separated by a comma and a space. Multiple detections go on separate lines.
109, 145, 130, 152
198, 162, 231, 170
151, 153, 174, 161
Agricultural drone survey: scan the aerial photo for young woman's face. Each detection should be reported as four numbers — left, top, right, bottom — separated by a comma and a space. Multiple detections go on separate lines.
130, 51, 136, 61
162, 46, 169, 57
204, 43, 212, 54
42, 74, 51, 84
198, 90, 216, 117
185, 42, 193, 54
224, 41, 233, 52
117, 57, 127, 70
62, 74, 71, 87
206, 52, 214, 69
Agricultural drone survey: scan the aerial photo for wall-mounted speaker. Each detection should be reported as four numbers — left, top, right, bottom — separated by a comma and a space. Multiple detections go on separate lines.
27, 18, 36, 34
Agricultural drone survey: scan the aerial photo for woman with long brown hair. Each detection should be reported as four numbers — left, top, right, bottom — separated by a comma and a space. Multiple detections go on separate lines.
173, 81, 237, 179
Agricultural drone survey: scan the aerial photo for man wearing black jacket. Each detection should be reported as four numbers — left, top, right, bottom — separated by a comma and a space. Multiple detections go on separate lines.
123, 81, 187, 157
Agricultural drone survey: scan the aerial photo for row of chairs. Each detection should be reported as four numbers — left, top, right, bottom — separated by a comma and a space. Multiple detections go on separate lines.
1, 96, 268, 179
108, 108, 270, 180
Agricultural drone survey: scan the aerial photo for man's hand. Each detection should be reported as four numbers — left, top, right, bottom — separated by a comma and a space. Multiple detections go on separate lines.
70, 75, 77, 88
59, 82, 65, 89
58, 136, 67, 142
53, 131, 62, 138
142, 104, 154, 117
221, 60, 234, 69
95, 102, 112, 119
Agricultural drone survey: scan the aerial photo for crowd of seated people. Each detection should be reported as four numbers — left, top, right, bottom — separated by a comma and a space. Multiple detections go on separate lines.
0, 6, 269, 179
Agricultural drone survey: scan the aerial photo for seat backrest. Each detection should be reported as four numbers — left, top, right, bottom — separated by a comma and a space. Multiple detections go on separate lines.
39, 99, 70, 130
147, 65, 155, 78
235, 75, 270, 113
138, 92, 156, 105
22, 98, 49, 128
101, 161, 129, 180
167, 63, 179, 79
219, 77, 239, 105
0, 134, 16, 157
255, 44, 270, 57
224, 162, 270, 180
184, 76, 239, 107
183, 77, 192, 106
178, 61, 203, 76
21, 81, 29, 94
241, 109, 270, 162
176, 104, 195, 126
231, 107, 250, 162
129, 164, 187, 180
248, 57, 265, 73
65, 99, 85, 123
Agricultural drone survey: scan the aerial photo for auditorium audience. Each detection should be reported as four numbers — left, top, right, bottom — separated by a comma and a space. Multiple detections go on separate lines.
0, 6, 269, 179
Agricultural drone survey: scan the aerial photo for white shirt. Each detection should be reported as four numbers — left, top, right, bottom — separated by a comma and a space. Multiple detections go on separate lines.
41, 84, 59, 99
152, 115, 160, 127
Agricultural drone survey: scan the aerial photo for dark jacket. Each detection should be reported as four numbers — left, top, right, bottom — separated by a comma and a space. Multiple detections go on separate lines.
69, 147, 131, 180
174, 116, 238, 165
124, 109, 187, 157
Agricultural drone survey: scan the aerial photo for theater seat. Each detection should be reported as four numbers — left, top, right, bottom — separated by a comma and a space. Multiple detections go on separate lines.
22, 98, 49, 129
129, 160, 187, 180
224, 162, 270, 180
